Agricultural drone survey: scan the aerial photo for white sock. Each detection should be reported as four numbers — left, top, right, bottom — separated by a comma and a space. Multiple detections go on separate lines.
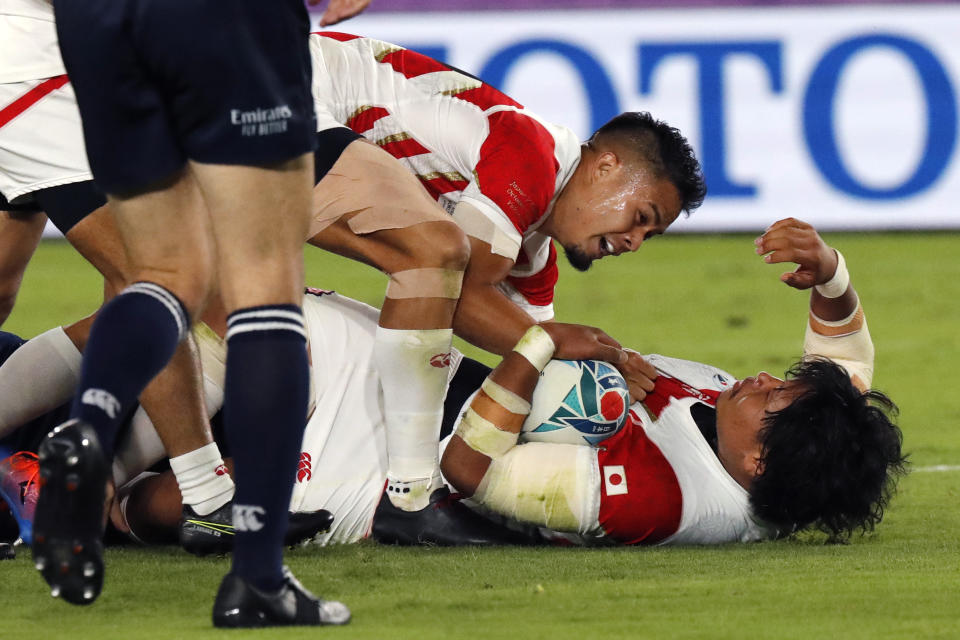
0, 326, 81, 438
168, 442, 234, 516
374, 326, 451, 511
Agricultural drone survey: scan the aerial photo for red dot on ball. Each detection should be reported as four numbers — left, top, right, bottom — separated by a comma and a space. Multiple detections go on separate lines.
600, 391, 625, 421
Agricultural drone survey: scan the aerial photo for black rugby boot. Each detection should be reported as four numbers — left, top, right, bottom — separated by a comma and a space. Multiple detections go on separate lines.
372, 486, 539, 546
213, 566, 351, 628
32, 419, 108, 605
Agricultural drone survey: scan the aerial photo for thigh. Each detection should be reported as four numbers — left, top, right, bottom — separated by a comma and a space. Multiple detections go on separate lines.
107, 171, 215, 314
307, 140, 454, 271
62, 203, 129, 293
191, 154, 314, 312
0, 211, 46, 321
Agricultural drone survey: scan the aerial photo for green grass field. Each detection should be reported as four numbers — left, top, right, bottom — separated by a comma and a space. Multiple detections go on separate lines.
3, 232, 960, 639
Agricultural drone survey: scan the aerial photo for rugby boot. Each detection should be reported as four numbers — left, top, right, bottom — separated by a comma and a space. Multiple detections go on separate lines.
212, 565, 351, 628
181, 505, 335, 556
0, 451, 39, 545
285, 509, 334, 546
32, 419, 108, 605
180, 501, 234, 556
372, 486, 540, 546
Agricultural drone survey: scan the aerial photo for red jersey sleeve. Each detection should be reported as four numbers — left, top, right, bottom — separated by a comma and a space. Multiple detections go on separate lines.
472, 111, 560, 234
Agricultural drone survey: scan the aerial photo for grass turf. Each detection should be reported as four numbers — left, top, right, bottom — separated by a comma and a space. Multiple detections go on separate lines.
3, 232, 959, 638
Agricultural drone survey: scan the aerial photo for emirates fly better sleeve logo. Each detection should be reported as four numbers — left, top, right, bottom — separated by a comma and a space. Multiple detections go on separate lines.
230, 104, 292, 137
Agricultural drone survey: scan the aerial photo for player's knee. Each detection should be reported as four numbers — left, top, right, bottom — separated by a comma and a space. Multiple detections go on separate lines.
136, 257, 214, 318
421, 221, 470, 272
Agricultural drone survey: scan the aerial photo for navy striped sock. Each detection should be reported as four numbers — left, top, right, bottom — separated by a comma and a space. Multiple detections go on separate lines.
71, 282, 188, 458
224, 304, 309, 592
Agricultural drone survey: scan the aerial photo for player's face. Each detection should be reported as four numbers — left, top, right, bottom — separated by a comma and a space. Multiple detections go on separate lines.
549, 154, 682, 272
715, 373, 803, 484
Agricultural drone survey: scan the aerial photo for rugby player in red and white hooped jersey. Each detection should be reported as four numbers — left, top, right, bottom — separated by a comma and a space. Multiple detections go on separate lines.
302, 33, 704, 530
305, 32, 705, 369
441, 219, 906, 545
4, 220, 904, 547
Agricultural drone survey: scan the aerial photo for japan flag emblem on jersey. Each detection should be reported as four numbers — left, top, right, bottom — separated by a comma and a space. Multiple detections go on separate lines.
603, 465, 628, 496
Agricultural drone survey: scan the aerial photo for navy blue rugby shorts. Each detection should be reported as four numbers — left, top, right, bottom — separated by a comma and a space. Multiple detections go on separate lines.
53, 0, 317, 195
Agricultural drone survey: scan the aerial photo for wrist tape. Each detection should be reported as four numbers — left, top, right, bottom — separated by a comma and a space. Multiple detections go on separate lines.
512, 325, 555, 372
815, 250, 849, 298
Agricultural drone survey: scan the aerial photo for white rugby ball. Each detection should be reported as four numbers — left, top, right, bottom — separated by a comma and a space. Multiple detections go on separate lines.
520, 360, 630, 447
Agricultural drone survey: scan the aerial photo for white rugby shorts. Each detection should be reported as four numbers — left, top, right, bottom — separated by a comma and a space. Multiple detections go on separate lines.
0, 77, 92, 204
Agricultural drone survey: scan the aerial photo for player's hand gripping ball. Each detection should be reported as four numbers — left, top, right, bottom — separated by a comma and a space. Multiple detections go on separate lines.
520, 360, 630, 446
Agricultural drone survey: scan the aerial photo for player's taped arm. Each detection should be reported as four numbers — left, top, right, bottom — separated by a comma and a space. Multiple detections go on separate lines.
473, 441, 597, 534
444, 326, 598, 534
803, 250, 874, 391
452, 325, 554, 459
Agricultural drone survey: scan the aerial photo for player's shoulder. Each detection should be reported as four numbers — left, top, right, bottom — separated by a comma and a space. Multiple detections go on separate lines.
644, 354, 737, 392
472, 111, 573, 231
482, 109, 563, 162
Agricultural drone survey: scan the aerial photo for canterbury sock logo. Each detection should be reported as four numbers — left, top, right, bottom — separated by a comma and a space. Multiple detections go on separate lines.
81, 388, 121, 419
232, 504, 266, 532
297, 452, 312, 483
430, 352, 452, 368
214, 464, 229, 477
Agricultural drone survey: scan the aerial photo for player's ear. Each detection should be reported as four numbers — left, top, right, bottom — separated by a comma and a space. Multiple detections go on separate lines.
749, 454, 765, 478
590, 148, 622, 181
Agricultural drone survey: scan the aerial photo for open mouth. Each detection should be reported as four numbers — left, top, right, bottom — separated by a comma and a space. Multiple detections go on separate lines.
600, 237, 615, 257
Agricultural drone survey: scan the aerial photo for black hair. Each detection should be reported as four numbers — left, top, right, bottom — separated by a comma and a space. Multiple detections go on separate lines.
749, 358, 907, 541
589, 112, 706, 215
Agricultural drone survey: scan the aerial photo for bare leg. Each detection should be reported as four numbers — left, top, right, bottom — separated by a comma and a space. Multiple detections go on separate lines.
189, 154, 312, 590
0, 210, 46, 326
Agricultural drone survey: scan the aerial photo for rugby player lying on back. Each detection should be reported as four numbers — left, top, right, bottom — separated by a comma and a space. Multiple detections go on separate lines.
442, 218, 906, 544
2, 219, 904, 547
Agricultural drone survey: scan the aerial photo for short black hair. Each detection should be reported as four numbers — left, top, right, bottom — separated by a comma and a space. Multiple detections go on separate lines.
749, 358, 907, 541
589, 112, 706, 215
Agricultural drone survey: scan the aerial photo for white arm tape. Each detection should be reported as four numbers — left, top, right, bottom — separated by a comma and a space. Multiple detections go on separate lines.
455, 407, 520, 459
473, 442, 599, 535
481, 378, 532, 415
512, 325, 555, 372
815, 250, 850, 298
803, 313, 875, 390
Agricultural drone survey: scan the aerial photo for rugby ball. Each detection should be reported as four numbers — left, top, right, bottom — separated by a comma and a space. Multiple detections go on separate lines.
520, 360, 630, 447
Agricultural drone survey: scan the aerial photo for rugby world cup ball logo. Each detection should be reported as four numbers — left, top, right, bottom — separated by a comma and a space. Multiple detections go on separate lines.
520, 360, 630, 447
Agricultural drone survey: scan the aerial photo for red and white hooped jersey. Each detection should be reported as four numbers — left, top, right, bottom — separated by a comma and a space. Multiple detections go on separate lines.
593, 354, 777, 545
309, 32, 583, 321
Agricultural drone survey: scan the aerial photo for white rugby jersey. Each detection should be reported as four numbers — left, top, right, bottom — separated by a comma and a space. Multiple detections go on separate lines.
0, 1, 65, 83
593, 354, 777, 545
309, 32, 585, 321
191, 289, 464, 545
